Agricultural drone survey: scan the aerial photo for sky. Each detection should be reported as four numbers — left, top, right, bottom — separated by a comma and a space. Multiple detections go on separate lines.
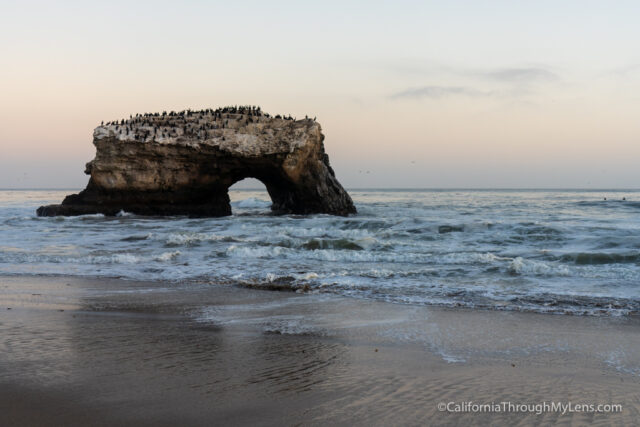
1, 0, 639, 189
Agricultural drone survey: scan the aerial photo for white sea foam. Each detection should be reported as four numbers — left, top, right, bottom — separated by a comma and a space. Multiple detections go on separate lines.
294, 272, 319, 280
165, 232, 233, 246
604, 350, 640, 377
232, 197, 271, 209
111, 254, 141, 264
3, 189, 640, 316
154, 251, 181, 262
508, 257, 571, 276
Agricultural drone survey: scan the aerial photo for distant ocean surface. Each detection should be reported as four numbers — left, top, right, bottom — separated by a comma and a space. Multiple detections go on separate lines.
1, 189, 640, 316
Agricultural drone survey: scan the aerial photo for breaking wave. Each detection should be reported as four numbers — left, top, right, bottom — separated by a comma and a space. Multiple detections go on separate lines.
232, 197, 272, 210
2, 189, 640, 316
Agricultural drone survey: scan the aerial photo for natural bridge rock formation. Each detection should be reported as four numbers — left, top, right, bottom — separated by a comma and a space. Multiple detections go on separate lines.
37, 107, 356, 217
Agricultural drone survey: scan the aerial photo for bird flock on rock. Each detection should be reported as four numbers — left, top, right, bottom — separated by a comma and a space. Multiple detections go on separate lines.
100, 106, 317, 142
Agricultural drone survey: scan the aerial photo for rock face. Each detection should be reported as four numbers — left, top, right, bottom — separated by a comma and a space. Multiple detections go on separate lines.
37, 107, 356, 217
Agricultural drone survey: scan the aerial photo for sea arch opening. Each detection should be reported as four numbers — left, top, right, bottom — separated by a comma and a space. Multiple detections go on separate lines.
228, 177, 273, 214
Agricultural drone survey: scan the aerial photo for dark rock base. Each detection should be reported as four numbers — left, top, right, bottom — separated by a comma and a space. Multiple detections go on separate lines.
37, 189, 232, 217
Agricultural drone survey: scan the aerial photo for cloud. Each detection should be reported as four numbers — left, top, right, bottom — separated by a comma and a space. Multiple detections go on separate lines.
384, 63, 559, 101
369, 59, 559, 83
389, 85, 491, 100
481, 67, 559, 83
609, 63, 640, 77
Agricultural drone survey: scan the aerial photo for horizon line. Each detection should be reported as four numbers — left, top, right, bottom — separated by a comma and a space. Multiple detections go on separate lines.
2, 187, 639, 192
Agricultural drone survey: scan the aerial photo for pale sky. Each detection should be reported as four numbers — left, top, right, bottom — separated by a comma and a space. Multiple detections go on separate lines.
1, 0, 639, 189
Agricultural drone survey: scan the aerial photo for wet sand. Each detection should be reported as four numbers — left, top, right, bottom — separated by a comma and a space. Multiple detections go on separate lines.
1, 275, 639, 426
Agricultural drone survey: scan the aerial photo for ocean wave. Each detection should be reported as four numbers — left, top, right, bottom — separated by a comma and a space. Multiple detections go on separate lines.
232, 197, 272, 209
154, 251, 181, 261
559, 252, 640, 265
339, 219, 392, 231
3, 189, 640, 317
508, 257, 570, 276
120, 234, 152, 242
509, 224, 564, 242
164, 232, 238, 246
507, 293, 640, 316
71, 213, 106, 220
301, 237, 378, 251
438, 225, 464, 233
109, 253, 141, 264
575, 200, 640, 209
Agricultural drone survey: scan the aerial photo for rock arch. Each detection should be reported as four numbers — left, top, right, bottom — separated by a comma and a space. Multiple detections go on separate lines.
37, 109, 356, 217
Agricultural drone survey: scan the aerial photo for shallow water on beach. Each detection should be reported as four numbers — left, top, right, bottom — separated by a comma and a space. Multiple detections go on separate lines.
2, 276, 640, 425
1, 189, 640, 316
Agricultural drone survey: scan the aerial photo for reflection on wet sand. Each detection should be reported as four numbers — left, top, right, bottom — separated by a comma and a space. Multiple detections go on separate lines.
1, 276, 640, 425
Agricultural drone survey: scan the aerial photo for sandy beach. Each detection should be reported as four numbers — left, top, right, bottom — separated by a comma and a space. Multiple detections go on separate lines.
1, 275, 639, 426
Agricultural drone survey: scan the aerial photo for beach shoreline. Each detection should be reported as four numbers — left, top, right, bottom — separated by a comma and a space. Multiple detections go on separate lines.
1, 274, 639, 425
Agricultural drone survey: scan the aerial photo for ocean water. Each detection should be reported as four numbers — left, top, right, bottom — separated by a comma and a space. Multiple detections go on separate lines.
1, 189, 639, 316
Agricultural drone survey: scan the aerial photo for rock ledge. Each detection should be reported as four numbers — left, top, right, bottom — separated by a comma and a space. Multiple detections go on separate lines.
37, 106, 356, 217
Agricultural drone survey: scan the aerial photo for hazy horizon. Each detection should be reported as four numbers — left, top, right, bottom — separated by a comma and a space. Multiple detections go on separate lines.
2, 1, 640, 189
3, 185, 640, 192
